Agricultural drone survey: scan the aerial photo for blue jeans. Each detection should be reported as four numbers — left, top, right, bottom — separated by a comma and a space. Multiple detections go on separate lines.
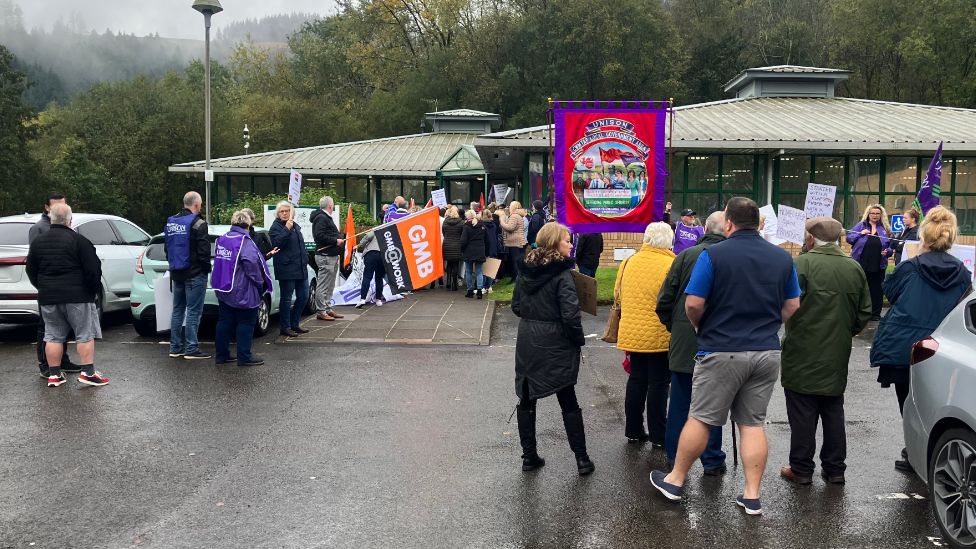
170, 273, 207, 354
578, 265, 597, 278
665, 371, 726, 469
464, 261, 483, 290
360, 251, 385, 300
278, 276, 309, 331
215, 301, 258, 363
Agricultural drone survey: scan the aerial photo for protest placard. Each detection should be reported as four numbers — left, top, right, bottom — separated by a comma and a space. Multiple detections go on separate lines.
759, 204, 786, 245
287, 169, 302, 206
431, 188, 448, 208
804, 183, 837, 219
483, 257, 502, 280
776, 205, 807, 245
571, 270, 598, 316
492, 184, 510, 204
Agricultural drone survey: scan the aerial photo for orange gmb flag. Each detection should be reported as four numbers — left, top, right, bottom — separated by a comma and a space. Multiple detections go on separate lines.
343, 204, 356, 268
372, 207, 444, 292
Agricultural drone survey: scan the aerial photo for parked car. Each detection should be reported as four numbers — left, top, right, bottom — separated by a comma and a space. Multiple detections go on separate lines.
0, 213, 150, 324
130, 225, 317, 337
904, 295, 976, 549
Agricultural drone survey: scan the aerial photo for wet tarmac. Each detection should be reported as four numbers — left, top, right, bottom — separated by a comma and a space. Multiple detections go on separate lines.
0, 308, 942, 548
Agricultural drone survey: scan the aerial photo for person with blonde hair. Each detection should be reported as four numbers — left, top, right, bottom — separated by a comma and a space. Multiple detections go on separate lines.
847, 203, 891, 320
615, 222, 676, 445
870, 206, 973, 473
442, 205, 464, 291
269, 201, 310, 337
500, 200, 528, 283
512, 222, 592, 475
460, 209, 488, 298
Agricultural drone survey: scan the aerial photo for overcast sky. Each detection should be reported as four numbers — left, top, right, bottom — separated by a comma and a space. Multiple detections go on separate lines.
18, 0, 337, 39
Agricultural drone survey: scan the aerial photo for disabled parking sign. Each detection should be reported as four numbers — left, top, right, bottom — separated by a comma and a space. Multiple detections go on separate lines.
891, 215, 905, 233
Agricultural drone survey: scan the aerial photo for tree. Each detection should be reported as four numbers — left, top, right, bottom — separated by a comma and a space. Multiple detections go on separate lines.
0, 44, 38, 214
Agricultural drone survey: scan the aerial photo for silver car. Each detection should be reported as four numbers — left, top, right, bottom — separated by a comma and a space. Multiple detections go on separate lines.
0, 213, 150, 323
904, 295, 976, 548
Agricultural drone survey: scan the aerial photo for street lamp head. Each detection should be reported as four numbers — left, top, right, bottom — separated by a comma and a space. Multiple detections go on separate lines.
191, 0, 223, 16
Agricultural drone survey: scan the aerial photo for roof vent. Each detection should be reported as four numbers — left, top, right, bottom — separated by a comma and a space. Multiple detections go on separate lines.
723, 65, 851, 99
424, 109, 501, 134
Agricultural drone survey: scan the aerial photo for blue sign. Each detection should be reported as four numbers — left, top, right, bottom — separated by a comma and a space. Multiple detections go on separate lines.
891, 215, 905, 233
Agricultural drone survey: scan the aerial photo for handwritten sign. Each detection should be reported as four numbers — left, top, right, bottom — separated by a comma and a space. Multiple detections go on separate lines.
431, 188, 448, 208
287, 169, 302, 206
571, 270, 598, 316
759, 204, 786, 245
492, 184, 511, 204
905, 242, 976, 280
804, 183, 837, 219
776, 205, 807, 245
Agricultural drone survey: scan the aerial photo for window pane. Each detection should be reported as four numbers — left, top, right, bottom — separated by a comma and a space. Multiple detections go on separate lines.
956, 195, 976, 234
380, 179, 401, 203
777, 156, 809, 193
346, 178, 368, 204
403, 180, 425, 204
668, 157, 685, 195
450, 180, 472, 205
253, 176, 275, 196
850, 157, 881, 193
847, 194, 880, 228
685, 193, 722, 219
885, 157, 917, 194
956, 158, 976, 194
111, 220, 149, 246
77, 220, 118, 245
813, 157, 845, 188
320, 178, 344, 200
722, 155, 754, 193
884, 195, 915, 218
687, 155, 719, 190
776, 194, 806, 211
935, 157, 952, 194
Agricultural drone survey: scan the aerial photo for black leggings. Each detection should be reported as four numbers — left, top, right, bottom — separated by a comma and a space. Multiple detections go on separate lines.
895, 381, 910, 417
865, 270, 885, 316
518, 384, 579, 412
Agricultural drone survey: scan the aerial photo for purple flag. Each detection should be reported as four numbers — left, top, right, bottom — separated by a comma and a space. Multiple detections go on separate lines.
913, 142, 943, 217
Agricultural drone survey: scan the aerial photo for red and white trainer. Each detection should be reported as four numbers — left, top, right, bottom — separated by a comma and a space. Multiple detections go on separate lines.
78, 371, 110, 386
47, 374, 66, 387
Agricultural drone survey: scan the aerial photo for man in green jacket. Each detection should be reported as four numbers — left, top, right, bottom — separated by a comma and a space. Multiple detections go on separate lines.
656, 211, 727, 475
780, 217, 872, 486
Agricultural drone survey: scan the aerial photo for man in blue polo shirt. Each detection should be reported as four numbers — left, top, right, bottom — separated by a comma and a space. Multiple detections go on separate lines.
649, 197, 800, 516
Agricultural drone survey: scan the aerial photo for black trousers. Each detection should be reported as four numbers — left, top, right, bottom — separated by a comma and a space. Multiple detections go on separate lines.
784, 389, 847, 476
625, 351, 671, 442
360, 251, 386, 300
445, 260, 461, 290
518, 384, 579, 412
865, 270, 885, 316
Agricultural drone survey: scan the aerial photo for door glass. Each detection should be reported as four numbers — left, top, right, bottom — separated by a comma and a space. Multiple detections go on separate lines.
77, 220, 118, 245
112, 220, 149, 246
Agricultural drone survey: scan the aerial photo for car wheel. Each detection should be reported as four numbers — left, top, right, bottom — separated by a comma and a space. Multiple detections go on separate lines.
133, 316, 158, 337
254, 296, 271, 337
929, 428, 976, 548
305, 278, 317, 316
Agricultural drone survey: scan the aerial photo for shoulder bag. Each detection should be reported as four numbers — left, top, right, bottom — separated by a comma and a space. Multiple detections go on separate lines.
601, 258, 630, 343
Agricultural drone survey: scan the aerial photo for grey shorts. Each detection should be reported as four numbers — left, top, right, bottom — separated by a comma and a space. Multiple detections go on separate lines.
688, 350, 781, 427
40, 303, 102, 343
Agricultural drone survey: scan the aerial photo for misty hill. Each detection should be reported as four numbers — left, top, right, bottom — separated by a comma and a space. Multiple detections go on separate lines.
215, 13, 319, 44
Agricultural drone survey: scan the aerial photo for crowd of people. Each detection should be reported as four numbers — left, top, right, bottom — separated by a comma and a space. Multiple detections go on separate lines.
509, 196, 973, 517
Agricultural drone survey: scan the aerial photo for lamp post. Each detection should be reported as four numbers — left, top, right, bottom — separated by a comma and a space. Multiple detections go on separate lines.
192, 0, 222, 222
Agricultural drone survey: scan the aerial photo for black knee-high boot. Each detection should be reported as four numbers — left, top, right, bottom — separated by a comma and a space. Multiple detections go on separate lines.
517, 408, 545, 471
562, 408, 595, 475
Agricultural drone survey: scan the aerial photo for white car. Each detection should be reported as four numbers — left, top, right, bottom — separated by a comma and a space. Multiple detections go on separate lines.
0, 213, 150, 323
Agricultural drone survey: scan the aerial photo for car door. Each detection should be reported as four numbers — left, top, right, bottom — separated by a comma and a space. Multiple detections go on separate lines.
76, 219, 131, 306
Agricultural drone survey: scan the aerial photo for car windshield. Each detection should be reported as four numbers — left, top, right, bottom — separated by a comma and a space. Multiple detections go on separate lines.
143, 234, 222, 261
0, 223, 32, 245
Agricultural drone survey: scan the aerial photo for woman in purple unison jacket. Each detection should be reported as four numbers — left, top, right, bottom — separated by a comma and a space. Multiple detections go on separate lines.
212, 211, 274, 367
847, 203, 891, 320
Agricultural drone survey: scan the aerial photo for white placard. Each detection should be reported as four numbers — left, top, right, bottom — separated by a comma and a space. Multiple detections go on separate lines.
776, 205, 807, 245
804, 183, 837, 219
613, 247, 637, 261
431, 188, 448, 208
492, 184, 510, 203
759, 204, 786, 245
153, 271, 185, 332
204, 169, 214, 182
287, 169, 302, 206
949, 245, 976, 280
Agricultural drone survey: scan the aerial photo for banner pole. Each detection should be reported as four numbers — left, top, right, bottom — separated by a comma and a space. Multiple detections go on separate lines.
668, 98, 675, 216
547, 98, 555, 209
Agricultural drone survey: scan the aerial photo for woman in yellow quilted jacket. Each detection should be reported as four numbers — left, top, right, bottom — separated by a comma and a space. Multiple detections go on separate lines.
614, 222, 676, 446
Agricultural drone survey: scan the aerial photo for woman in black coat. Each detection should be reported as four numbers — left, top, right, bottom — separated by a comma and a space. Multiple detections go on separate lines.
479, 209, 499, 293
268, 201, 309, 337
460, 209, 488, 299
512, 222, 592, 475
441, 206, 464, 291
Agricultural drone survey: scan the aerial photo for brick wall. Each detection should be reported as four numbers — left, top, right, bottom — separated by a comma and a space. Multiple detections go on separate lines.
599, 232, 976, 266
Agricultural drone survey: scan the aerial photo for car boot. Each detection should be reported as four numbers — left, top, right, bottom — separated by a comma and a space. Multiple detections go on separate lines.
562, 408, 595, 475
516, 408, 545, 471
